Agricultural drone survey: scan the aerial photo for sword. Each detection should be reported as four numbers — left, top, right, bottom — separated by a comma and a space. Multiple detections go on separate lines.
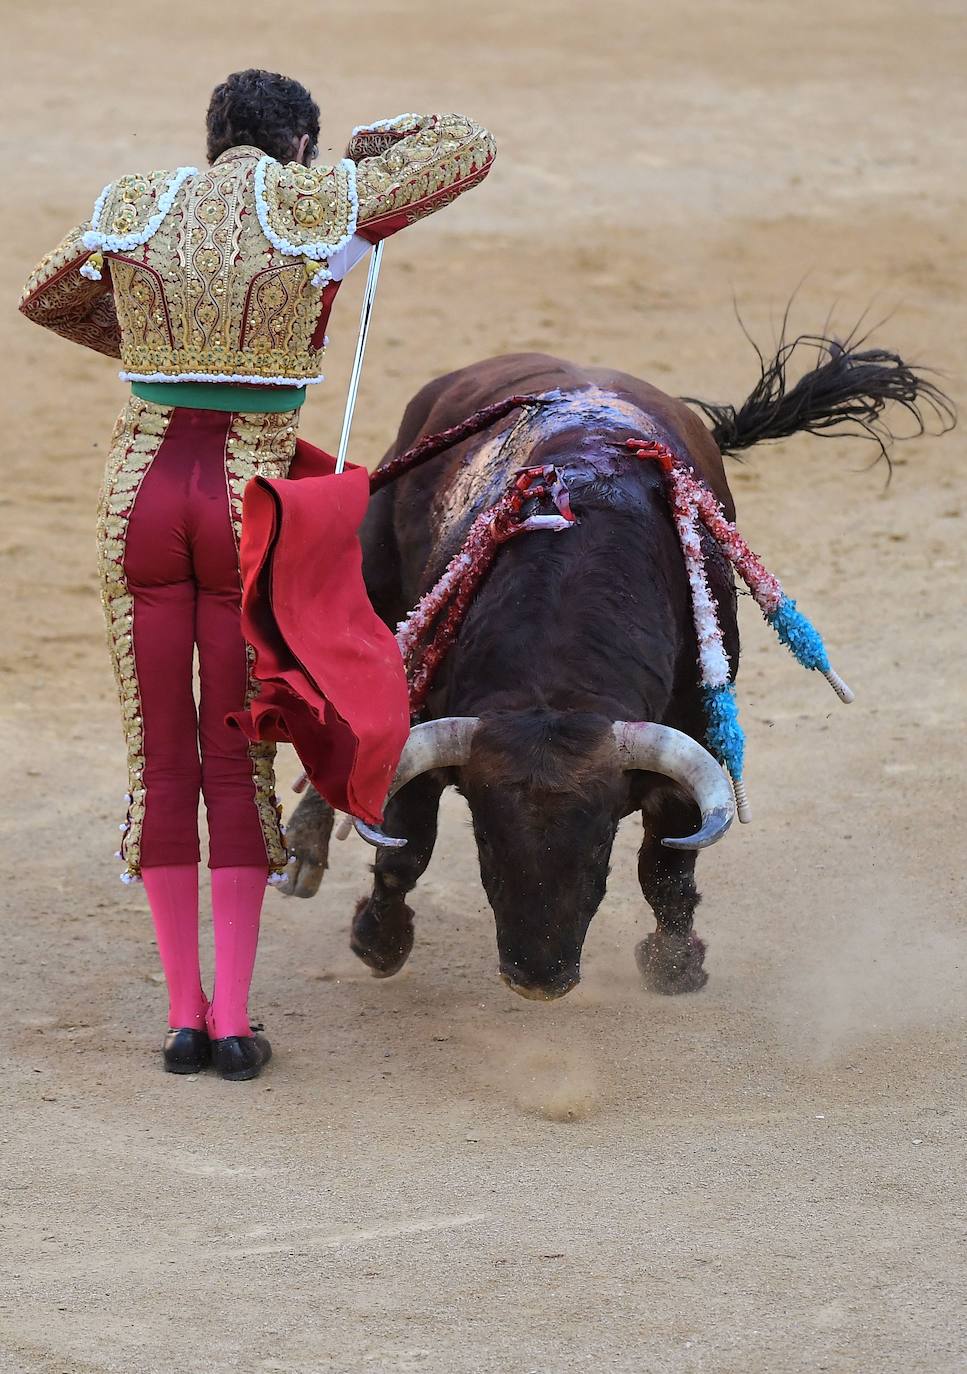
334, 239, 385, 474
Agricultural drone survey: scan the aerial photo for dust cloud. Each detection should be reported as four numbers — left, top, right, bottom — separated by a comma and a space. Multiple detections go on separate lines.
763, 867, 965, 1065
506, 1043, 601, 1122
466, 1025, 603, 1121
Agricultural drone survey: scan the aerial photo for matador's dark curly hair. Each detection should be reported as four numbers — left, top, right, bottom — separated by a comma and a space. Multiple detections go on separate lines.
206, 69, 320, 165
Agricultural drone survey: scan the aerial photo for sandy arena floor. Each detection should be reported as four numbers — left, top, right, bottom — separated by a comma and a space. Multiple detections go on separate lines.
1, 1, 965, 1370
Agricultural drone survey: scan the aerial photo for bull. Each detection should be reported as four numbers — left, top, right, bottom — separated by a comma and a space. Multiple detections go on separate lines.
282, 341, 951, 1000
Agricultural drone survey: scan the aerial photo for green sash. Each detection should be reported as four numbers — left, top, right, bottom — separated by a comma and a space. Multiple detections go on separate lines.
131, 380, 307, 413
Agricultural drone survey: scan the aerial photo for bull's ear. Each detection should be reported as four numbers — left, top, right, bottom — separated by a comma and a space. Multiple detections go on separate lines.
611, 722, 735, 849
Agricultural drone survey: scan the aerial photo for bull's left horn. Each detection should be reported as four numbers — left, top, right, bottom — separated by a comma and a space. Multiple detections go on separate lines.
354, 717, 481, 848
612, 721, 735, 850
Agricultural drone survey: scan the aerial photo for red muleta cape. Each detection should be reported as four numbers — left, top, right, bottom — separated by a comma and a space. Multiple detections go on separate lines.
227, 439, 410, 827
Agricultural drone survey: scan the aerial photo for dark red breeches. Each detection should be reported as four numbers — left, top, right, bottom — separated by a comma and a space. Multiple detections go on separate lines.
100, 399, 295, 876
124, 410, 264, 866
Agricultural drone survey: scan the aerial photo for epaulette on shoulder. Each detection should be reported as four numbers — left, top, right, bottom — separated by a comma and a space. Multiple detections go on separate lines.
253, 157, 359, 284
79, 166, 197, 279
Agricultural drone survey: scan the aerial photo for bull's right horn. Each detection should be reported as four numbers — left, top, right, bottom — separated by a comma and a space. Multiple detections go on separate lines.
612, 721, 735, 850
354, 717, 481, 848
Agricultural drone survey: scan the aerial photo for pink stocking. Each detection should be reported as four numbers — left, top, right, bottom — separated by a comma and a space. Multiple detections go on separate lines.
142, 864, 207, 1030
207, 866, 268, 1039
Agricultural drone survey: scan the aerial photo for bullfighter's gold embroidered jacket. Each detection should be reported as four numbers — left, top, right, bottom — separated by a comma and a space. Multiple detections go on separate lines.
19, 113, 496, 386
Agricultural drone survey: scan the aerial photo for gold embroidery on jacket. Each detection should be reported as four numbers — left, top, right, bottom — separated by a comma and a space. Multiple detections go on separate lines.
244, 264, 322, 360
355, 114, 496, 230
109, 154, 329, 381
223, 410, 300, 871
96, 397, 173, 878
94, 169, 184, 242
109, 260, 173, 355
22, 119, 495, 381
259, 159, 357, 251
19, 223, 122, 357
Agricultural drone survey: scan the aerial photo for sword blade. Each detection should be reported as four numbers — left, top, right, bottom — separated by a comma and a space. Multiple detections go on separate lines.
335, 239, 385, 474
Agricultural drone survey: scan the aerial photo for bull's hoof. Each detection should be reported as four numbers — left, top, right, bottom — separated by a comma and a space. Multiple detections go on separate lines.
278, 791, 334, 899
636, 931, 708, 995
350, 896, 415, 978
275, 853, 326, 900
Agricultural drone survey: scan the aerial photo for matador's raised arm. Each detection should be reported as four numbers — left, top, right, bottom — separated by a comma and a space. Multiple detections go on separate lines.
345, 113, 497, 243
19, 223, 122, 357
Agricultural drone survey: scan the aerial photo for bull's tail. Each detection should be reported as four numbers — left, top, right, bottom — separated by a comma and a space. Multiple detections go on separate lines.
683, 323, 955, 468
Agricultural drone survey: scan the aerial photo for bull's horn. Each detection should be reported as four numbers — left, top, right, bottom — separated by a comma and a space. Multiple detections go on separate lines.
612, 721, 735, 850
354, 717, 481, 848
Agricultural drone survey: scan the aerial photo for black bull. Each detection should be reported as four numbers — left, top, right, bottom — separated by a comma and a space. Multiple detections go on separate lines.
282, 347, 951, 1000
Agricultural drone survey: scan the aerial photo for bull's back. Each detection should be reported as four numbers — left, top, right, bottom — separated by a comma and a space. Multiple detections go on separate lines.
362, 353, 732, 614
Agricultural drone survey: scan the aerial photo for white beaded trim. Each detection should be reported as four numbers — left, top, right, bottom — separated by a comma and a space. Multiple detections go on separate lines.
674, 492, 731, 689
253, 156, 359, 261
82, 166, 198, 256
350, 113, 422, 136
119, 369, 325, 386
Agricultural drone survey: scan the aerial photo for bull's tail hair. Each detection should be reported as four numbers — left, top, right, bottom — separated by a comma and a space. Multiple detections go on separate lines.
682, 318, 955, 471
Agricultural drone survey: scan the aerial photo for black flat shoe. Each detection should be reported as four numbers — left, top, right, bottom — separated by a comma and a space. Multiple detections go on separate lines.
163, 1027, 211, 1074
211, 1031, 272, 1081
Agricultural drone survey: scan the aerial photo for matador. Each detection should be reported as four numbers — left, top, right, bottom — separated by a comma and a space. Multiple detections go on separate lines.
19, 70, 495, 1081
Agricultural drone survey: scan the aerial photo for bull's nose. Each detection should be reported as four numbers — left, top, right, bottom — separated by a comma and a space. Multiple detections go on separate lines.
498, 962, 580, 1002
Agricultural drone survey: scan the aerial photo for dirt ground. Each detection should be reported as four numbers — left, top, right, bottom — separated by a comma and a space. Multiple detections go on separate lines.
1, 1, 965, 1370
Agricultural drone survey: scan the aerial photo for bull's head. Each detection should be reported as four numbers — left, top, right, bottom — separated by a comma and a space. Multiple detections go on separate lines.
354, 712, 733, 1000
